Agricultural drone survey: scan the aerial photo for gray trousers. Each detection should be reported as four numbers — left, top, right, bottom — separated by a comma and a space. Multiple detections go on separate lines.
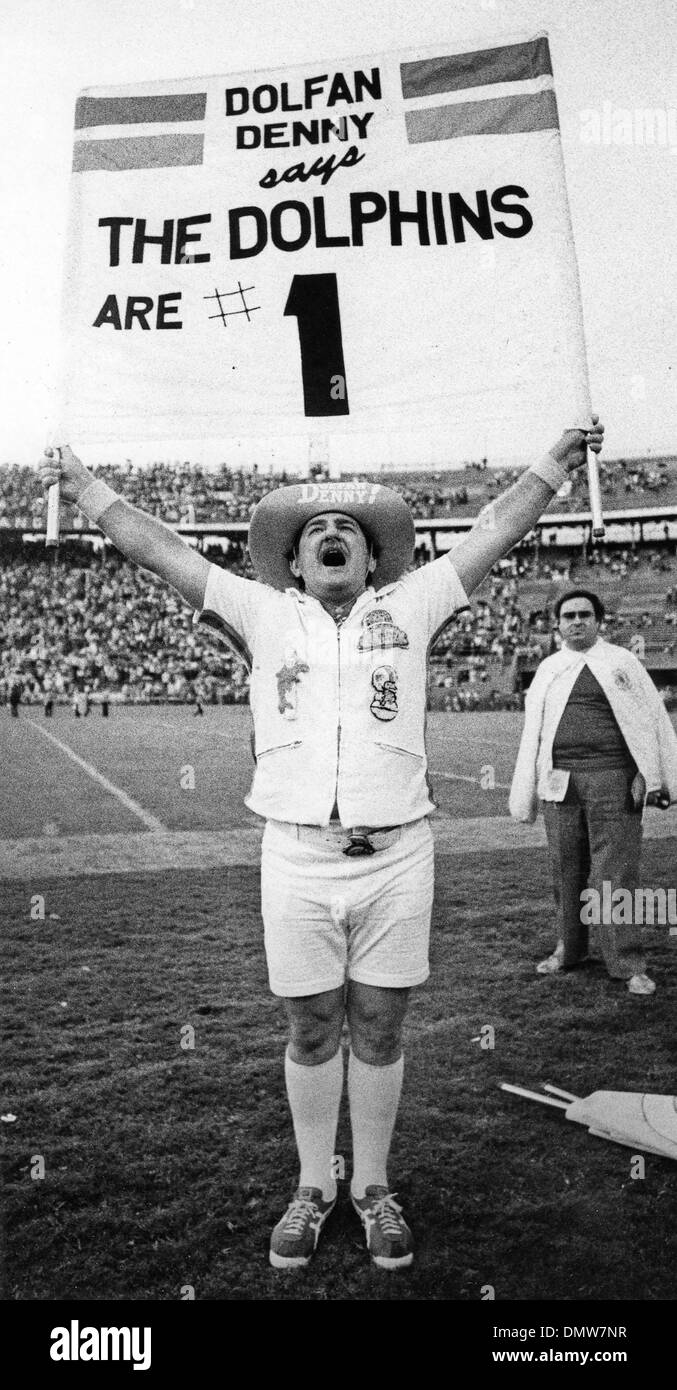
542, 767, 646, 979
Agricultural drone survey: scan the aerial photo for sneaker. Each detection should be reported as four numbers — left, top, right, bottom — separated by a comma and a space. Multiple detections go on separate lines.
536, 944, 565, 975
351, 1186, 414, 1269
269, 1187, 336, 1269
627, 973, 656, 996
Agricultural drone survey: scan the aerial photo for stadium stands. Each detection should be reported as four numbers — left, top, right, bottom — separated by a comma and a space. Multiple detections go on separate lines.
2, 454, 676, 529
0, 540, 252, 710
1, 459, 675, 710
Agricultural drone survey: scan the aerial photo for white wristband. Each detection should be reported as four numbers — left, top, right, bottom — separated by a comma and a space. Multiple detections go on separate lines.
77, 480, 119, 525
528, 452, 569, 494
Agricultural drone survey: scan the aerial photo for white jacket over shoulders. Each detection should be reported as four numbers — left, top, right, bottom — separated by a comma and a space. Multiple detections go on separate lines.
509, 638, 677, 823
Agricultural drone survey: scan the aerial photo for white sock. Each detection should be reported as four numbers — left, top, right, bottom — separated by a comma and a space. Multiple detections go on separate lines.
284, 1049, 343, 1202
348, 1051, 404, 1199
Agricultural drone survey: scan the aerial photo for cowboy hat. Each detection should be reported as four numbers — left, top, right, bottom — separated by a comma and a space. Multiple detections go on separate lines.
248, 481, 416, 591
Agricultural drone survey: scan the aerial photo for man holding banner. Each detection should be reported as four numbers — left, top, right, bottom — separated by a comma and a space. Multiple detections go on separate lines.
38, 418, 603, 1268
43, 29, 608, 1270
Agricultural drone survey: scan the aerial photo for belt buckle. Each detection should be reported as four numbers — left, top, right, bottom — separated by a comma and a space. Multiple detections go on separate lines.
342, 832, 376, 857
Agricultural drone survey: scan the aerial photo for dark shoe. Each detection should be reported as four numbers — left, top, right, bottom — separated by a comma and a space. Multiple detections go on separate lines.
351, 1186, 413, 1269
269, 1187, 336, 1269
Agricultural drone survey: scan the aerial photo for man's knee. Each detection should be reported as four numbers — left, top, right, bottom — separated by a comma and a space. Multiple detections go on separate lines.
347, 983, 410, 1065
285, 988, 344, 1065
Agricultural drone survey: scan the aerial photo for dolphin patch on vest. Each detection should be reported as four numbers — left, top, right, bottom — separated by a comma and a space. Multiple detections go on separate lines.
276, 653, 309, 719
370, 665, 399, 721
358, 608, 409, 652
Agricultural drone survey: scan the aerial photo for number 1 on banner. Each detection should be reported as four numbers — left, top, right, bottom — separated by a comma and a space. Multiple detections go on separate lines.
284, 273, 350, 417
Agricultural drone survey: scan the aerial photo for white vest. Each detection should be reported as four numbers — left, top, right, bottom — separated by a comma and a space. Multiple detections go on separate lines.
198, 558, 469, 826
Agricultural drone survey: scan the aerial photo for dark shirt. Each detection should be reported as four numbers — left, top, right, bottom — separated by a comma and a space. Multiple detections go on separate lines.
552, 662, 636, 771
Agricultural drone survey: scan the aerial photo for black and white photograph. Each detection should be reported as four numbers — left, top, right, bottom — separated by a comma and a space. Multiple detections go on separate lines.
1, 0, 676, 1363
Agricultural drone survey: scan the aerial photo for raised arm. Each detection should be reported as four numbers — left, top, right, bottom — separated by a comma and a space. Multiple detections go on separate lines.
449, 418, 604, 597
38, 446, 211, 611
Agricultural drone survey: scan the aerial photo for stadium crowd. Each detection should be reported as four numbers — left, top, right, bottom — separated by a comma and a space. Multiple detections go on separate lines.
0, 541, 251, 712
0, 451, 674, 530
1, 534, 675, 714
1, 459, 675, 713
428, 548, 675, 708
0, 460, 289, 529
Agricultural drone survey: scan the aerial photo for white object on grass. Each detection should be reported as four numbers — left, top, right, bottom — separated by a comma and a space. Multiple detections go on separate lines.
501, 1082, 677, 1160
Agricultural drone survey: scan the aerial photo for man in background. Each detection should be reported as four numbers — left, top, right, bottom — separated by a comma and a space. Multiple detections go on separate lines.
510, 588, 677, 995
9, 677, 22, 718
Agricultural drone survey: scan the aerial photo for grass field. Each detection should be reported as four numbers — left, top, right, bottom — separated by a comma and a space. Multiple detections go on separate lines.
2, 705, 676, 1302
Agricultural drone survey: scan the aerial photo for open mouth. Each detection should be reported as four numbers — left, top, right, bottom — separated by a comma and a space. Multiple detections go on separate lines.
320, 543, 347, 567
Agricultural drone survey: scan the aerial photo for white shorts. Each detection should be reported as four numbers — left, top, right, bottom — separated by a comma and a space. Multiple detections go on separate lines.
260, 817, 434, 997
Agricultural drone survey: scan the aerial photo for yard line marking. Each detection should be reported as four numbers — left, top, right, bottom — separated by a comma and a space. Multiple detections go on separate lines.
430, 767, 512, 790
26, 720, 166, 832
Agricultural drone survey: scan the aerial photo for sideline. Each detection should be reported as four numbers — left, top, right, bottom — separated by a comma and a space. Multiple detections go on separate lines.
430, 766, 512, 791
2, 808, 675, 879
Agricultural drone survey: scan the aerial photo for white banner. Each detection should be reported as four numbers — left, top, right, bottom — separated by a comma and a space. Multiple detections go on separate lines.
60, 32, 591, 466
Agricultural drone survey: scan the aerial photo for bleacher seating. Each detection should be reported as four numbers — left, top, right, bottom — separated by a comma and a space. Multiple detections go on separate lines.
2, 453, 676, 530
1, 458, 675, 710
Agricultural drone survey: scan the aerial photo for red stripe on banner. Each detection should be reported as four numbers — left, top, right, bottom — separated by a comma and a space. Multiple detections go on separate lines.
73, 133, 204, 171
75, 93, 206, 128
400, 36, 552, 98
405, 90, 559, 143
